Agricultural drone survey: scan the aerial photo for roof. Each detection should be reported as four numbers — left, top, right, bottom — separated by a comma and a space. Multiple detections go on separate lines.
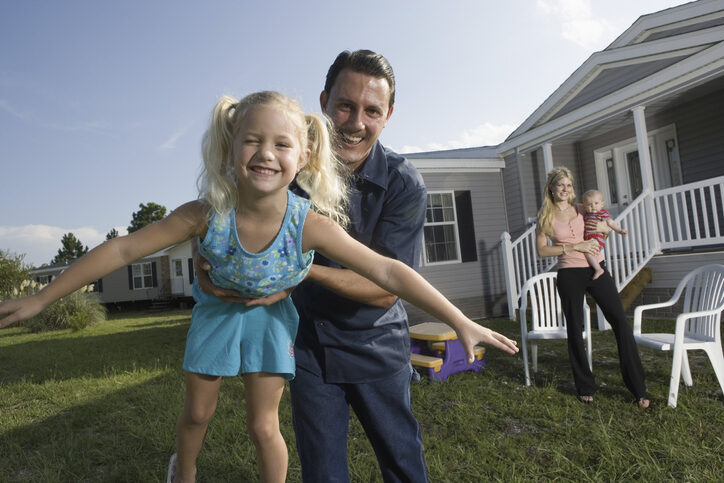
499, 0, 724, 155
404, 146, 504, 173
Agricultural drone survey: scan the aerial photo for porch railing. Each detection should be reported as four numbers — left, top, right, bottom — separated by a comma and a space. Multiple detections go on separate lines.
653, 175, 724, 250
501, 176, 724, 320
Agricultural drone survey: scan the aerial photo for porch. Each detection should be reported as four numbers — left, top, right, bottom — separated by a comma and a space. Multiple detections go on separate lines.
501, 175, 724, 325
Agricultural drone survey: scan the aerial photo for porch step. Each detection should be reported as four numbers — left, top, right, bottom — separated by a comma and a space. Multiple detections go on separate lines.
619, 268, 653, 311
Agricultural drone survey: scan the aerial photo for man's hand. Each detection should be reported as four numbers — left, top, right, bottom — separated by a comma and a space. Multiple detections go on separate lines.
194, 253, 251, 303
194, 245, 295, 306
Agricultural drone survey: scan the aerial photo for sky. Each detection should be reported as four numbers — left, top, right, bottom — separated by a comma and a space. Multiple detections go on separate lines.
0, 0, 691, 267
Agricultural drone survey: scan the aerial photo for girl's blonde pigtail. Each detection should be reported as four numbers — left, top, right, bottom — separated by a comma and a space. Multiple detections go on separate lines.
198, 96, 239, 218
297, 113, 349, 227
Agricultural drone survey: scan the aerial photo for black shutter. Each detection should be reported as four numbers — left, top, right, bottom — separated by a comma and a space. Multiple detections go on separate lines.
454, 191, 478, 263
188, 258, 194, 284
127, 266, 133, 290
151, 262, 158, 287
97, 278, 103, 293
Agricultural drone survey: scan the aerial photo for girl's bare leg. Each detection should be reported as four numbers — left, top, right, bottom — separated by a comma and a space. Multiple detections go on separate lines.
174, 372, 222, 483
243, 372, 287, 483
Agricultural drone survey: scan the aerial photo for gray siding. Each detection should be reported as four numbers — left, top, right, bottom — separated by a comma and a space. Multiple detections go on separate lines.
645, 251, 724, 289
662, 85, 724, 182
502, 152, 526, 237
405, 170, 509, 320
98, 256, 168, 303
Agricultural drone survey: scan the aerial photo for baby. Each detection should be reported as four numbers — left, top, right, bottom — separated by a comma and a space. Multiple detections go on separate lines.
582, 189, 628, 280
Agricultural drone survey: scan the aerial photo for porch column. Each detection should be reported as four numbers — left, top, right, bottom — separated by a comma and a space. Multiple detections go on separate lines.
631, 106, 655, 192
542, 142, 554, 174
631, 105, 660, 253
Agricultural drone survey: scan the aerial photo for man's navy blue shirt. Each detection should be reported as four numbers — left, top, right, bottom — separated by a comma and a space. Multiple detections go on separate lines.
292, 141, 427, 383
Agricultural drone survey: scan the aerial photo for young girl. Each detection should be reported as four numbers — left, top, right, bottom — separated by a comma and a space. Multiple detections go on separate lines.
0, 91, 519, 482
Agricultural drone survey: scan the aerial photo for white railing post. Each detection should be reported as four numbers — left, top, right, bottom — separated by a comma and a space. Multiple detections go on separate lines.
501, 231, 517, 320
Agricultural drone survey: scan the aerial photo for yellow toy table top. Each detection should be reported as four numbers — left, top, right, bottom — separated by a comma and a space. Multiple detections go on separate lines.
409, 322, 457, 341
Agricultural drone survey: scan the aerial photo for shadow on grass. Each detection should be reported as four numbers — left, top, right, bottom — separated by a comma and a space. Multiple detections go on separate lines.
0, 322, 190, 385
0, 372, 261, 482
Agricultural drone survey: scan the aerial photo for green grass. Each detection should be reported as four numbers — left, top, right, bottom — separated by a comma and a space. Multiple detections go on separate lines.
1, 311, 722, 482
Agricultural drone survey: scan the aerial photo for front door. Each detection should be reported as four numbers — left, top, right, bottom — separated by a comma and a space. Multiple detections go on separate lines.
171, 259, 184, 295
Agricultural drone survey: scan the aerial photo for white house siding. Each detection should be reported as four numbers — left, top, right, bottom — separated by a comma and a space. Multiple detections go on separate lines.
403, 171, 510, 321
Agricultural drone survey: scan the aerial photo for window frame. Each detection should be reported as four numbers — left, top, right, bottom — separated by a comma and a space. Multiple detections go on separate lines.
131, 262, 154, 290
421, 190, 462, 266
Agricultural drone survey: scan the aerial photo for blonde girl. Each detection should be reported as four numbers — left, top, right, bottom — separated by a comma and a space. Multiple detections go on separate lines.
0, 91, 519, 482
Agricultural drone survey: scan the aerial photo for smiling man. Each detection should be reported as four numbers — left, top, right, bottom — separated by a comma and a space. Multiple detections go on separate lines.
289, 50, 429, 482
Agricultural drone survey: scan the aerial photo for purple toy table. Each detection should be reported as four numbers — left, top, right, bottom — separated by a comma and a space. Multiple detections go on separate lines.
409, 322, 487, 381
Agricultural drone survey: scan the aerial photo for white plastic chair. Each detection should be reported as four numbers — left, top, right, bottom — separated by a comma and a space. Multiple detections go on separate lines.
633, 264, 724, 408
520, 272, 592, 386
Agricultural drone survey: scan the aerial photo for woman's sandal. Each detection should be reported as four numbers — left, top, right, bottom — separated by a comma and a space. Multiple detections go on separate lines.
578, 395, 593, 404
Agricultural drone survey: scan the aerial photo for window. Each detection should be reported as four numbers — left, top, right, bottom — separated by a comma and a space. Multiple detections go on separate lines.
129, 262, 156, 289
173, 259, 183, 277
424, 192, 459, 264
422, 191, 478, 266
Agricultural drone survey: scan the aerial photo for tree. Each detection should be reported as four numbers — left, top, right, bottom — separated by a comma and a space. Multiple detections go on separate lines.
127, 202, 167, 233
52, 233, 88, 265
106, 228, 119, 240
0, 249, 30, 298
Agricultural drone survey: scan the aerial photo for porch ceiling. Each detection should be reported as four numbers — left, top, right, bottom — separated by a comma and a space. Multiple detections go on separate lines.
548, 70, 724, 146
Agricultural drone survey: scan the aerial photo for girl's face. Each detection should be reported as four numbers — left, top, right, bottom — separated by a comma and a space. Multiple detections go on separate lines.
551, 176, 574, 204
232, 104, 309, 197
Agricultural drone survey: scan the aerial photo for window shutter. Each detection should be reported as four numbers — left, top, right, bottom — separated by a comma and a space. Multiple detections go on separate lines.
127, 266, 133, 290
151, 262, 158, 287
188, 258, 194, 284
97, 278, 103, 293
454, 191, 477, 263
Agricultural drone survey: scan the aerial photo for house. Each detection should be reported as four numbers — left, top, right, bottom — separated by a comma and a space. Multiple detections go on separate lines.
408, 0, 724, 323
403, 147, 509, 321
30, 240, 195, 307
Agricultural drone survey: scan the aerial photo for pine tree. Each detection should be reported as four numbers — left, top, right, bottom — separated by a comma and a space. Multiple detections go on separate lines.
52, 233, 88, 265
127, 202, 167, 233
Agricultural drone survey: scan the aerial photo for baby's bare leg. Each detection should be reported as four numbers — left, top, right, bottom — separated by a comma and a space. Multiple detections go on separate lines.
584, 252, 605, 280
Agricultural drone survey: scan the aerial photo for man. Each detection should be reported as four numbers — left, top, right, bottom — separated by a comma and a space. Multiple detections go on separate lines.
289, 50, 428, 482
198, 50, 428, 481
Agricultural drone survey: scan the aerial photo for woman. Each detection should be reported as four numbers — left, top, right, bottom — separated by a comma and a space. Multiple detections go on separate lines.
535, 166, 649, 407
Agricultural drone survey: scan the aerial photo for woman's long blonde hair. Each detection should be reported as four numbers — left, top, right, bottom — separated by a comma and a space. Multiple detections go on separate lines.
197, 91, 349, 226
536, 166, 576, 236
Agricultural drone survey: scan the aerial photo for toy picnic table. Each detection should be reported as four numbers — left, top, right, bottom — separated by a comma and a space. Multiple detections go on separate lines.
409, 322, 486, 381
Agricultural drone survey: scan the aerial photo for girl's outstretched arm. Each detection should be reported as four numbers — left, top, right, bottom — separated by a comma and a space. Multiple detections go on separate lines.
0, 201, 207, 328
302, 212, 518, 360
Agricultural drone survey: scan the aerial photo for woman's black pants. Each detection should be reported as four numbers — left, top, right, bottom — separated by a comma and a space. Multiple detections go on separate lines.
556, 265, 647, 399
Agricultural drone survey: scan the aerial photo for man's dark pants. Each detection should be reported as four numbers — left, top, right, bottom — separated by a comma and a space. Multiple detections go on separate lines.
290, 364, 428, 482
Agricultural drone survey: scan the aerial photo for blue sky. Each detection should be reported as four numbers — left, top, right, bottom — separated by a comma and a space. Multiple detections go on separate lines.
1, 0, 688, 267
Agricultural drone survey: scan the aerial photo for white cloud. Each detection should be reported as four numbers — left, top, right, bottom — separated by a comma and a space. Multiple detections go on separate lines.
159, 126, 190, 150
1, 98, 113, 135
536, 0, 616, 49
399, 122, 515, 154
0, 224, 127, 267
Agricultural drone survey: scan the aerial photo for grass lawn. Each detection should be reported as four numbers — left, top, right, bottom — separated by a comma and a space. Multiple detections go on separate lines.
1, 310, 723, 482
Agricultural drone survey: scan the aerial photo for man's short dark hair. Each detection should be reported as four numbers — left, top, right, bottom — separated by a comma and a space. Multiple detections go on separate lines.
324, 50, 396, 108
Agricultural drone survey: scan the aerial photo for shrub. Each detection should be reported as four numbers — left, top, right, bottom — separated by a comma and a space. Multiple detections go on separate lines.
26, 287, 107, 332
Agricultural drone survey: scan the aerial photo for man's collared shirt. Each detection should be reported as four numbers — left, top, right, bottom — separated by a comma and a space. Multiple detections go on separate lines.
292, 141, 427, 383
